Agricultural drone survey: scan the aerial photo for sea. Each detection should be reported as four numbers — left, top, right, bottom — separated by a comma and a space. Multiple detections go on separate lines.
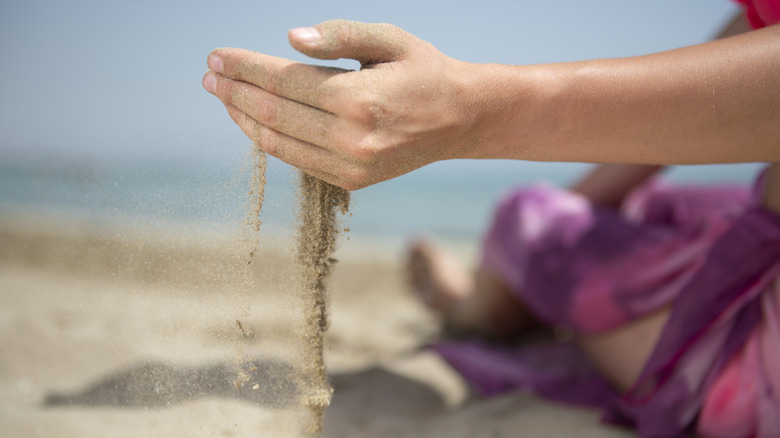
0, 157, 765, 243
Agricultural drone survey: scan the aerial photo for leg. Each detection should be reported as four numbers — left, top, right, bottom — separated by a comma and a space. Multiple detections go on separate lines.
577, 307, 670, 391
409, 233, 672, 390
407, 238, 537, 337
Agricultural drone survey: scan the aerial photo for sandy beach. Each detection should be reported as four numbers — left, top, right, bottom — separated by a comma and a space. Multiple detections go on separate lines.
0, 212, 634, 437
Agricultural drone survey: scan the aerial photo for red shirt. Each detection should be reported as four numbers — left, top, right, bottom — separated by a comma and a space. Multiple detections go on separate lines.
734, 0, 780, 28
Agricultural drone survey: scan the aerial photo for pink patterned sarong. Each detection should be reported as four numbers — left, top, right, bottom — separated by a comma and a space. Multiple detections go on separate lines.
433, 169, 780, 438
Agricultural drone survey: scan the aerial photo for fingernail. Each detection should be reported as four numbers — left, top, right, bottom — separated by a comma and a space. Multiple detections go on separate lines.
290, 27, 322, 44
202, 72, 217, 93
207, 54, 224, 73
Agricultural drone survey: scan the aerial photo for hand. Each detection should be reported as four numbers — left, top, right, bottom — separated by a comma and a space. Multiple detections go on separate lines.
203, 20, 480, 190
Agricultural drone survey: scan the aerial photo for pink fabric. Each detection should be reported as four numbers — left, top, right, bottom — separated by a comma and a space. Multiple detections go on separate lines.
434, 170, 780, 438
480, 181, 750, 334
735, 0, 780, 28
697, 278, 780, 437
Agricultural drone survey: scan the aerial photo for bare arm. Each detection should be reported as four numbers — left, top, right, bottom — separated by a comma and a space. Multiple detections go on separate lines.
567, 13, 754, 208
468, 23, 780, 165
204, 19, 779, 190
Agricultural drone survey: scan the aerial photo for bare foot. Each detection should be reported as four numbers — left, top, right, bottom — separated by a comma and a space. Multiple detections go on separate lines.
406, 238, 534, 337
407, 238, 473, 311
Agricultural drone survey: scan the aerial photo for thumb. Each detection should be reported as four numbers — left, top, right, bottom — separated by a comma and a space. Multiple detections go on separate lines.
288, 19, 410, 65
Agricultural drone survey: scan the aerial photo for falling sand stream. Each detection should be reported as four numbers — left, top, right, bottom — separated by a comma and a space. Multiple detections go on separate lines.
241, 146, 350, 435
295, 172, 350, 434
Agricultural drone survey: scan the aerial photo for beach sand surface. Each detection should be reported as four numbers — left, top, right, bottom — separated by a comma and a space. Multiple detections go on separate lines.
0, 214, 634, 437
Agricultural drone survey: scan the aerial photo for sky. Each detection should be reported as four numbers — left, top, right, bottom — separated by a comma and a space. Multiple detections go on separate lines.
0, 0, 740, 171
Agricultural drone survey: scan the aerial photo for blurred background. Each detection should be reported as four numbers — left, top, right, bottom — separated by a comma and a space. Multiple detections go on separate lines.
3, 3, 767, 436
0, 0, 762, 241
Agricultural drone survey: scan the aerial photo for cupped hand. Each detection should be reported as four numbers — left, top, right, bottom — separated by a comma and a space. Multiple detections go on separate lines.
202, 20, 481, 190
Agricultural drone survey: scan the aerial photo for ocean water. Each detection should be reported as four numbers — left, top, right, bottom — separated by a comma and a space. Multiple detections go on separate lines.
0, 157, 764, 241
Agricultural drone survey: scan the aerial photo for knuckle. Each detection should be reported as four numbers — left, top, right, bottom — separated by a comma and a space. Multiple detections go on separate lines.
238, 59, 273, 90
256, 98, 278, 125
347, 137, 379, 164
355, 91, 384, 124
334, 20, 353, 45
338, 87, 382, 125
320, 19, 352, 46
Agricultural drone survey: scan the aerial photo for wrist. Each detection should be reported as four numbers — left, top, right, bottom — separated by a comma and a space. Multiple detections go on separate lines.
454, 61, 562, 161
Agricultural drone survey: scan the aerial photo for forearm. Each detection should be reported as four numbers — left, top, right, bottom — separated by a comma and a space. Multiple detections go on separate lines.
465, 24, 780, 165
570, 164, 663, 208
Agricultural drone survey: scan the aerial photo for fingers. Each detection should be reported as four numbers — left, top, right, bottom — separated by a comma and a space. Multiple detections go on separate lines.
205, 71, 348, 152
288, 19, 411, 66
207, 48, 349, 111
203, 20, 423, 189
222, 103, 332, 168
221, 104, 371, 191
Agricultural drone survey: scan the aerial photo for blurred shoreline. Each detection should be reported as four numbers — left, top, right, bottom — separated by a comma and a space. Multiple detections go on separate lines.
1, 158, 764, 238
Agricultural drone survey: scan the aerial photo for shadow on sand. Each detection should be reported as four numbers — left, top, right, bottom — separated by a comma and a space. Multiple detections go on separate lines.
44, 358, 447, 418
